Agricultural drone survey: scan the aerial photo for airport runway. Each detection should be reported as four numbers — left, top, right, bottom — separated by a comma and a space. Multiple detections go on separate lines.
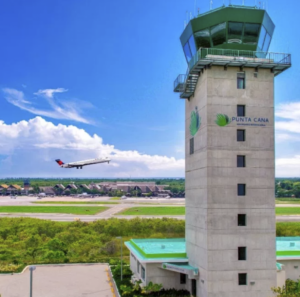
0, 196, 300, 222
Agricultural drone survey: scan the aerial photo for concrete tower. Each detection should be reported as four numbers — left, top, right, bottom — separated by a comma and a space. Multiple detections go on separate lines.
174, 5, 291, 297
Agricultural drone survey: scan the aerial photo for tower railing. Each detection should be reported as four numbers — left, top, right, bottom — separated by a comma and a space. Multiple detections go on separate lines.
188, 48, 291, 71
174, 48, 291, 99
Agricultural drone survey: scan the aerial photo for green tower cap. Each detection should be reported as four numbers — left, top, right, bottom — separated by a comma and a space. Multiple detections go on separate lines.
180, 5, 275, 63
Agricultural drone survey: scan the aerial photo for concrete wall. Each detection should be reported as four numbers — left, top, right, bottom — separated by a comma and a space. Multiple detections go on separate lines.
185, 66, 276, 297
129, 254, 189, 291
277, 259, 300, 281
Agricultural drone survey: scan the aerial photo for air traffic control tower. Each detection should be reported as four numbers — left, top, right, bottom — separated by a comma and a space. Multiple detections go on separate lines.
174, 5, 291, 297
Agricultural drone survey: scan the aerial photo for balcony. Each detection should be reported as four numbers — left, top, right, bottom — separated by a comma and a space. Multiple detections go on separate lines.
188, 48, 291, 76
174, 48, 291, 99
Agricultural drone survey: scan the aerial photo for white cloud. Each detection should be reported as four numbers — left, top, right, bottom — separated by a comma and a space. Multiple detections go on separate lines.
276, 155, 300, 177
34, 88, 68, 99
275, 101, 300, 142
0, 117, 184, 177
276, 102, 300, 121
2, 88, 91, 124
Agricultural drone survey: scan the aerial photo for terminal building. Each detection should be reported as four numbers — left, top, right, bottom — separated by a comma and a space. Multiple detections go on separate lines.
126, 4, 292, 297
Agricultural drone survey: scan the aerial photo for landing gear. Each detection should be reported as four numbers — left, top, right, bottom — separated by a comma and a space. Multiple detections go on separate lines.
76, 167, 79, 169
80, 166, 83, 169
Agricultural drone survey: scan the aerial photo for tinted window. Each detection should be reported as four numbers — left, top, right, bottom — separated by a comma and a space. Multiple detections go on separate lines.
258, 26, 266, 50
141, 266, 145, 280
239, 273, 247, 285
243, 23, 260, 44
238, 247, 247, 260
211, 22, 226, 46
183, 42, 192, 62
237, 73, 245, 89
228, 22, 243, 44
194, 29, 211, 48
188, 35, 197, 57
180, 273, 186, 284
237, 105, 245, 117
237, 130, 245, 142
137, 261, 140, 273
190, 138, 194, 155
238, 214, 247, 226
238, 184, 246, 196
237, 155, 246, 167
263, 33, 271, 52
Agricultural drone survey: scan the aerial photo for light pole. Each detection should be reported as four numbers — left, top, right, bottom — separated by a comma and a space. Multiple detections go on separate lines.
29, 266, 36, 297
116, 236, 123, 281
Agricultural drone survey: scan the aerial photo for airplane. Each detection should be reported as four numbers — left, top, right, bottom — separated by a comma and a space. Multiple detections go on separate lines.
55, 157, 110, 169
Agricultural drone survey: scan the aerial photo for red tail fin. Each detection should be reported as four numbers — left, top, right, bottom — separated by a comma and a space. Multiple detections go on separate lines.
55, 159, 64, 165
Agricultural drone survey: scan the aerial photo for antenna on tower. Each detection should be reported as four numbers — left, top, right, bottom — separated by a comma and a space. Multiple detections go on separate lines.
210, 0, 213, 10
190, 12, 193, 20
243, 0, 245, 5
184, 20, 187, 29
194, 0, 197, 18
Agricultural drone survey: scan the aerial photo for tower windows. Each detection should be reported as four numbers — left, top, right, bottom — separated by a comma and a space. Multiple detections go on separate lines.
238, 273, 247, 285
190, 138, 194, 155
237, 72, 245, 89
237, 155, 246, 167
238, 247, 247, 260
238, 214, 247, 226
237, 129, 245, 141
238, 184, 246, 196
237, 105, 245, 117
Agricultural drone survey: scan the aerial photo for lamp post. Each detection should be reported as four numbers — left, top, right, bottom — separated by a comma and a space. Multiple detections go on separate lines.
29, 266, 36, 297
116, 236, 123, 281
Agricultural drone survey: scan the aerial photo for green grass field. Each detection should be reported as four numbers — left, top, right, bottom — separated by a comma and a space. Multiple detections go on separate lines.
276, 198, 300, 204
276, 208, 300, 216
117, 206, 185, 216
0, 206, 109, 215
32, 201, 120, 205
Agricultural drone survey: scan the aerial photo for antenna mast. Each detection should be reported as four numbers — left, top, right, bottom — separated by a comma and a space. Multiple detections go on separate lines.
210, 0, 213, 10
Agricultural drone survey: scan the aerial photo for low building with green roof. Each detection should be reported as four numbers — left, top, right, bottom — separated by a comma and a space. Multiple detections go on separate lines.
125, 237, 300, 292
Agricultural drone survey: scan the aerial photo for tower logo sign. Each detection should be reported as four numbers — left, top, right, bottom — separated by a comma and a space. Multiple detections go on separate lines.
190, 107, 201, 136
215, 114, 269, 127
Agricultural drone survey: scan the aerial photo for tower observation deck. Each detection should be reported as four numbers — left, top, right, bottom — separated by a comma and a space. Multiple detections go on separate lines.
174, 5, 291, 99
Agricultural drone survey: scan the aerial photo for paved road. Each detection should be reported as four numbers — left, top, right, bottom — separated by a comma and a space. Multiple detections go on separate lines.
0, 264, 114, 297
1, 196, 300, 222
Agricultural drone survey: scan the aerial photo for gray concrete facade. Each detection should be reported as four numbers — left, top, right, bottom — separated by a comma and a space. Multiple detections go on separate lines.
185, 66, 276, 297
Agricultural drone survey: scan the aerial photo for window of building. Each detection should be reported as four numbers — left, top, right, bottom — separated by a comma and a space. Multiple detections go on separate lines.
194, 28, 211, 48
137, 261, 140, 273
228, 22, 243, 44
180, 273, 186, 284
211, 22, 226, 46
190, 138, 194, 155
239, 273, 247, 285
237, 72, 245, 89
237, 105, 245, 117
141, 266, 145, 280
188, 35, 197, 57
238, 214, 247, 226
243, 23, 260, 44
191, 279, 197, 296
237, 130, 245, 142
238, 184, 246, 196
258, 25, 267, 50
183, 42, 192, 63
262, 33, 271, 52
238, 247, 247, 260
237, 155, 246, 167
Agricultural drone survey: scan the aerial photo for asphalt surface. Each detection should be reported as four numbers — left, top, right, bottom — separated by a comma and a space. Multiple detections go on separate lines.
0, 264, 114, 297
1, 196, 300, 222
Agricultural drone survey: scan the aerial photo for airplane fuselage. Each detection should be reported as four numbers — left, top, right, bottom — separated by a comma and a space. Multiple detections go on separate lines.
56, 158, 110, 169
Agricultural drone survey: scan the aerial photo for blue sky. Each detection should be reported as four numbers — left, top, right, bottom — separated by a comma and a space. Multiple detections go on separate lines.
0, 0, 299, 177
